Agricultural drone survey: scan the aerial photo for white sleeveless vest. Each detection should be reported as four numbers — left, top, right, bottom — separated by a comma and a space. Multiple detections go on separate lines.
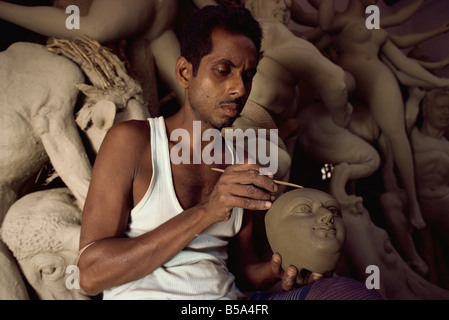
103, 117, 244, 300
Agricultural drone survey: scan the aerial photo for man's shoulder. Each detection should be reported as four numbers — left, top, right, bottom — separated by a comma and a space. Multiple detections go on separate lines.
110, 119, 150, 135
104, 119, 152, 149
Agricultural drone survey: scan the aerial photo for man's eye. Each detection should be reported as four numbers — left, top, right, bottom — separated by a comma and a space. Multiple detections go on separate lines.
296, 204, 312, 214
216, 66, 231, 75
243, 71, 256, 83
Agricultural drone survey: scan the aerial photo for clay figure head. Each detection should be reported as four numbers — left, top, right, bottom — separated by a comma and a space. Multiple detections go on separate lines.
422, 88, 449, 132
265, 188, 345, 283
245, 0, 293, 25
1, 188, 89, 300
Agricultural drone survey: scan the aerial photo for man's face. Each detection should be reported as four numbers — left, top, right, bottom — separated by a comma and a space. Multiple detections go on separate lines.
256, 0, 292, 25
265, 189, 345, 276
186, 28, 258, 130
423, 94, 449, 131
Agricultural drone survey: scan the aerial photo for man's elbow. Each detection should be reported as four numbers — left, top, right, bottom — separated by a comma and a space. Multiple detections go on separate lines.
79, 266, 104, 297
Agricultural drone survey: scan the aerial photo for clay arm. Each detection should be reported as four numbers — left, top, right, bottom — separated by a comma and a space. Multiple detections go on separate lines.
318, 0, 336, 32
0, 0, 155, 43
36, 110, 92, 209
291, 0, 318, 27
380, 0, 427, 28
413, 57, 449, 70
389, 20, 449, 48
274, 37, 351, 127
381, 39, 449, 88
381, 54, 439, 88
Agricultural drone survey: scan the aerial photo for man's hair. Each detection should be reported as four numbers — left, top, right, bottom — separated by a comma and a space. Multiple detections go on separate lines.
180, 5, 263, 76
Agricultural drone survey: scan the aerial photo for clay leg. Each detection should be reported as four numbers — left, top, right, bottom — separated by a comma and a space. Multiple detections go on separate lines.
367, 77, 425, 230
380, 192, 428, 277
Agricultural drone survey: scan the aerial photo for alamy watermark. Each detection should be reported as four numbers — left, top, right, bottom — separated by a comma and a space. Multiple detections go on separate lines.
366, 5, 381, 30
170, 121, 279, 175
64, 4, 381, 31
65, 5, 80, 30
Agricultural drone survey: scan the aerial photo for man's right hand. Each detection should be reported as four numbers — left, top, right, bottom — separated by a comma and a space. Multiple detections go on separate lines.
203, 164, 278, 223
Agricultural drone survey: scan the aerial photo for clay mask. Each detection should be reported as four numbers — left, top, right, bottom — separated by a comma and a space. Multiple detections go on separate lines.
265, 188, 346, 283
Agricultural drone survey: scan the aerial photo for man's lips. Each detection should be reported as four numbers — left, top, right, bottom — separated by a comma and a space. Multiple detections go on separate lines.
221, 103, 241, 117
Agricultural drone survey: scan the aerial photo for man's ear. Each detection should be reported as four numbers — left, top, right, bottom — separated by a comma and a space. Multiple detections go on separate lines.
176, 56, 192, 89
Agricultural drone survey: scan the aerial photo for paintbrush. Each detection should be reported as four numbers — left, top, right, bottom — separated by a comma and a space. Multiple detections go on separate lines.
211, 168, 304, 189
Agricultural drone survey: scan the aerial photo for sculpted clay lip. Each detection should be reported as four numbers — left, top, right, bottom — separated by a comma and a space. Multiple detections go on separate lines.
313, 225, 337, 235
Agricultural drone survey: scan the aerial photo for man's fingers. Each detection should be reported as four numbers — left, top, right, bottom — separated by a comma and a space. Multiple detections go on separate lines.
229, 184, 275, 201
281, 266, 298, 291
222, 166, 278, 194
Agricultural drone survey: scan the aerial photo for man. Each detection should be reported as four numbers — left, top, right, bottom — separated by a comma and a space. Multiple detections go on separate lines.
77, 5, 301, 300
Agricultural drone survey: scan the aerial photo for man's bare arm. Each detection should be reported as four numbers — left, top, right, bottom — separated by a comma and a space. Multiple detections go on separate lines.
78, 122, 278, 296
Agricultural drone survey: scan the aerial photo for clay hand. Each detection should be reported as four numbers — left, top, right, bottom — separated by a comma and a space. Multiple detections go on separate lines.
204, 164, 278, 223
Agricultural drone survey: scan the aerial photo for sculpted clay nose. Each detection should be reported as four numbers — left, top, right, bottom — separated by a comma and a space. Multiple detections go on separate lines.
316, 208, 334, 224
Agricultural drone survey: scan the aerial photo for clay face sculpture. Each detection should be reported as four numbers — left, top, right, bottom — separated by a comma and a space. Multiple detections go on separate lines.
422, 89, 449, 132
265, 188, 345, 283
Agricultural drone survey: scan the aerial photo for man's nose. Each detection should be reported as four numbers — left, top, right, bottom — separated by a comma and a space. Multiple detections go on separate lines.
229, 75, 246, 97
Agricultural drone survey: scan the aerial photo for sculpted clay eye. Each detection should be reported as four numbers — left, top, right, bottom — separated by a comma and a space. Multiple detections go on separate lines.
327, 206, 341, 217
296, 204, 312, 214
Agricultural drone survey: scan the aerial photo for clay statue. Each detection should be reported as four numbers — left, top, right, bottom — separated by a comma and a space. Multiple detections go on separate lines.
318, 0, 449, 231
0, 40, 148, 223
0, 0, 216, 112
244, 0, 352, 129
338, 199, 449, 299
0, 40, 149, 300
0, 42, 87, 220
233, 0, 352, 182
296, 97, 380, 208
265, 188, 345, 284
411, 88, 449, 288
296, 88, 428, 277
1, 188, 89, 300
